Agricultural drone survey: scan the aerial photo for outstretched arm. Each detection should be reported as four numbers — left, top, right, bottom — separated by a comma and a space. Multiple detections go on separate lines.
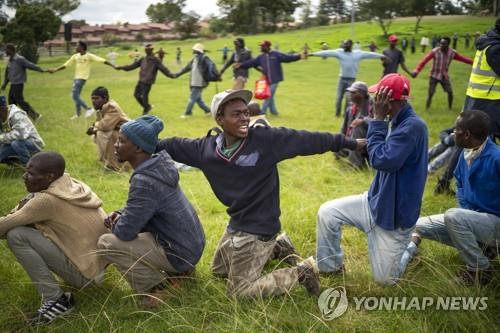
412, 51, 434, 77
453, 52, 473, 65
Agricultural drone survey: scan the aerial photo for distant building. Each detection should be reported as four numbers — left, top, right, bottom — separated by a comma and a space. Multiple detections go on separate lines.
44, 22, 181, 47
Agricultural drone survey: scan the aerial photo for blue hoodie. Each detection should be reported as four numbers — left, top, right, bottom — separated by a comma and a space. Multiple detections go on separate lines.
112, 150, 205, 272
367, 104, 428, 231
454, 138, 500, 216
239, 51, 301, 85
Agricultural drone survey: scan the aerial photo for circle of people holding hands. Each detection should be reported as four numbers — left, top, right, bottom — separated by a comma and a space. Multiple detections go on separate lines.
0, 18, 498, 326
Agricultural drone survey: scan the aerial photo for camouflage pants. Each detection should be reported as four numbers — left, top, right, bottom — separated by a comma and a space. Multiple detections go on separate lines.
212, 230, 299, 298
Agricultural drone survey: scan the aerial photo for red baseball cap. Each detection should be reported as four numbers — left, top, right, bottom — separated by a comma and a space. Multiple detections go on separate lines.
368, 73, 411, 100
388, 34, 398, 42
260, 40, 272, 48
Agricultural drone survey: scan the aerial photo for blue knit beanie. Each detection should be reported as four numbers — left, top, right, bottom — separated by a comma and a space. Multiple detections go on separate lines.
121, 115, 164, 154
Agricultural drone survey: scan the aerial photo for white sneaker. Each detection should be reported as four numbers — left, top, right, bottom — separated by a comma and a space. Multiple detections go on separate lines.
70, 115, 80, 120
180, 114, 192, 119
85, 108, 95, 118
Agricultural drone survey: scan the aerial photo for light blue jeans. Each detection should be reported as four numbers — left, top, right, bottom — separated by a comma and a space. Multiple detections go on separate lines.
316, 192, 413, 284
185, 86, 210, 115
0, 140, 41, 166
262, 83, 279, 115
72, 79, 89, 116
335, 77, 355, 117
400, 209, 500, 272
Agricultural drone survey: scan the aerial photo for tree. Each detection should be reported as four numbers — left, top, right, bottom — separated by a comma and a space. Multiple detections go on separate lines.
399, 0, 437, 33
3, 0, 80, 16
359, 0, 401, 37
217, 0, 301, 34
317, 0, 347, 19
300, 0, 315, 27
2, 3, 61, 62
436, 0, 464, 14
175, 11, 200, 39
146, 0, 186, 24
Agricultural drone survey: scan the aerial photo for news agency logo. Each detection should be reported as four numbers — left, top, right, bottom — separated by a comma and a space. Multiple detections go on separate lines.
318, 286, 348, 320
318, 287, 489, 320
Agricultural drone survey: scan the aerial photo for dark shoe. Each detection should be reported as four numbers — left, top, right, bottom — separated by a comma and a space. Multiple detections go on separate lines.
297, 257, 321, 296
479, 242, 498, 261
456, 267, 493, 285
434, 179, 455, 196
272, 233, 300, 266
320, 265, 345, 278
28, 292, 75, 325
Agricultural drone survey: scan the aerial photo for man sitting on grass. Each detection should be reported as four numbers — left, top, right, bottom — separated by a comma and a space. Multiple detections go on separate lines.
157, 89, 365, 298
86, 86, 129, 171
97, 115, 205, 307
400, 110, 499, 285
0, 96, 44, 167
0, 152, 108, 324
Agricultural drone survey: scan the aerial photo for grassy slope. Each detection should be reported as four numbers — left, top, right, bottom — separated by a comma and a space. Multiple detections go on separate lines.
0, 15, 498, 332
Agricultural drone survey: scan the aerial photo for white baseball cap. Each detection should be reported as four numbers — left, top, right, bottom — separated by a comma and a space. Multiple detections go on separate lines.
210, 89, 253, 119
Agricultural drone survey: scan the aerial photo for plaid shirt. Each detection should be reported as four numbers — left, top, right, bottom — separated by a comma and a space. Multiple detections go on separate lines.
414, 47, 472, 81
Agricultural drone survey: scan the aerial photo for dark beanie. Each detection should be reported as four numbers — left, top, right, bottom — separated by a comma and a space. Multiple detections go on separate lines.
0, 96, 6, 107
121, 115, 164, 154
91, 86, 109, 99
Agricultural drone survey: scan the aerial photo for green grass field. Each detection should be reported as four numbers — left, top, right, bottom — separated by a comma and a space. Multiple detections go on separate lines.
0, 15, 498, 332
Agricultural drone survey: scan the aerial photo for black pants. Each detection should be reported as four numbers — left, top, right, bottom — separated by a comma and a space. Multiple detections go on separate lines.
134, 82, 152, 114
8, 84, 40, 119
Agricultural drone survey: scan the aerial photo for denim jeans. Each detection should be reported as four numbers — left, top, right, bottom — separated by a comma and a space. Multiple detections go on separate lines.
262, 83, 279, 115
428, 146, 459, 173
400, 209, 500, 272
335, 77, 355, 117
0, 139, 41, 166
185, 86, 210, 115
72, 79, 89, 116
316, 192, 412, 284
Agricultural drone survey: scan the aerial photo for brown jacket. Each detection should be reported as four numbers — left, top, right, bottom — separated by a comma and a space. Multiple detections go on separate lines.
0, 174, 108, 279
94, 100, 129, 170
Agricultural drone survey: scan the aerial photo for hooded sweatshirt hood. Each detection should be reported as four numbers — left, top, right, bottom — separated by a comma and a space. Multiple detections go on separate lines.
476, 28, 500, 51
42, 173, 103, 209
132, 150, 179, 187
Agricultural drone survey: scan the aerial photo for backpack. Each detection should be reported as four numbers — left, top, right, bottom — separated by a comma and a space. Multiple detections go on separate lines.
201, 55, 220, 82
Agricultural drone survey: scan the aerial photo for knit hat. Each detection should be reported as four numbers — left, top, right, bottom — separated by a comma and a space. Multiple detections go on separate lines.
0, 96, 6, 107
121, 115, 164, 154
210, 89, 253, 119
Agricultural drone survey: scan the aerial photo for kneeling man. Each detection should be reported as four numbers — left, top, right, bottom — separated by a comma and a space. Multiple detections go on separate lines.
97, 115, 205, 305
316, 74, 428, 284
0, 152, 108, 324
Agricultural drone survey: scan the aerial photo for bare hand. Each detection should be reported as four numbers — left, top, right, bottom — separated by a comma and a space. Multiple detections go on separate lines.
233, 63, 241, 69
104, 211, 121, 229
373, 86, 393, 120
356, 139, 367, 152
351, 119, 364, 128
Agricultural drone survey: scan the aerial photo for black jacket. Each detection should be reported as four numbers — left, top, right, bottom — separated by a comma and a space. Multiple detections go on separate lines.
157, 126, 357, 236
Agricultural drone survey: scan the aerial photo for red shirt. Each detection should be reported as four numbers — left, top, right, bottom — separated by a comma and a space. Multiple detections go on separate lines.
414, 47, 472, 81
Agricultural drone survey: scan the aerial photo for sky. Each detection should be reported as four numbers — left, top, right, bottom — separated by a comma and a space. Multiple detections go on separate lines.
63, 0, 321, 25
63, 0, 220, 24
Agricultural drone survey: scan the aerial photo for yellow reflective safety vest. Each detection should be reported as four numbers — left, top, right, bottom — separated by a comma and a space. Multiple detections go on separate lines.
466, 46, 500, 100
